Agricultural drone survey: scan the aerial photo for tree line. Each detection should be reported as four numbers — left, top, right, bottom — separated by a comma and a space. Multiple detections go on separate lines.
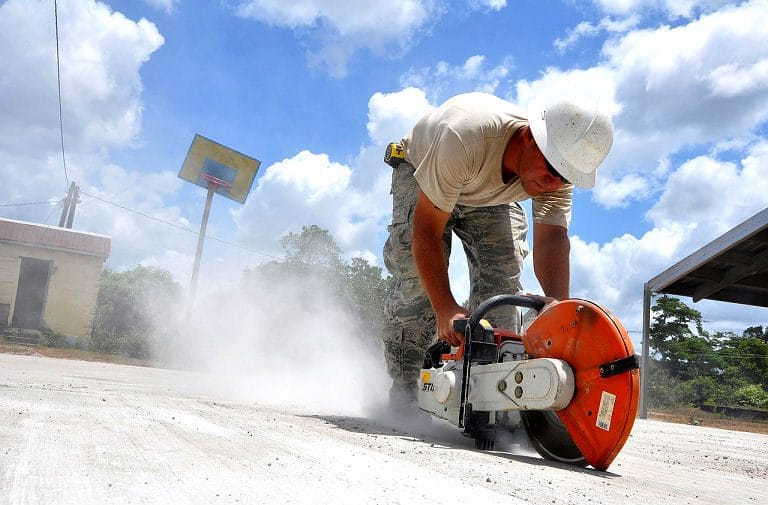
648, 295, 768, 410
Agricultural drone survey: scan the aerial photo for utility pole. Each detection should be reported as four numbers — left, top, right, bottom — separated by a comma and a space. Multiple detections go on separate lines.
58, 181, 75, 227
64, 183, 80, 229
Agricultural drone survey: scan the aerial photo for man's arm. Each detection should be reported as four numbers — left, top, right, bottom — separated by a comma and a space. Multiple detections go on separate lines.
532, 222, 570, 300
412, 190, 469, 346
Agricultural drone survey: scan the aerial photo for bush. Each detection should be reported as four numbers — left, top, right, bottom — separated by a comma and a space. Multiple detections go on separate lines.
732, 384, 768, 409
679, 376, 721, 406
40, 327, 65, 348
91, 266, 181, 360
89, 328, 149, 359
647, 365, 686, 408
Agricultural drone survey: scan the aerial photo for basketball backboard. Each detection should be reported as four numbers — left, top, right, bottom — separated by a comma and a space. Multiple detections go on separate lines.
178, 134, 260, 204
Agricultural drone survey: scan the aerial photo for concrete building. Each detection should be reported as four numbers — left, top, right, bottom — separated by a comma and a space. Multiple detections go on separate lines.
0, 218, 111, 340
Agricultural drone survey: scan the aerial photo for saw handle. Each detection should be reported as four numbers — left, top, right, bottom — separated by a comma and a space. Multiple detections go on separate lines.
453, 294, 546, 333
467, 294, 545, 329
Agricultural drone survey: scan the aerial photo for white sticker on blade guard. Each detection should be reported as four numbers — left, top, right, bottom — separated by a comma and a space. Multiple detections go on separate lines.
596, 391, 616, 431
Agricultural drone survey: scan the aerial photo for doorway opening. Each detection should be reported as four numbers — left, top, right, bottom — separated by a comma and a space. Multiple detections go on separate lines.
12, 257, 52, 330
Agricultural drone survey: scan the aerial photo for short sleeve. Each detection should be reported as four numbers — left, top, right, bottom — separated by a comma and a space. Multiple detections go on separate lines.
531, 185, 573, 229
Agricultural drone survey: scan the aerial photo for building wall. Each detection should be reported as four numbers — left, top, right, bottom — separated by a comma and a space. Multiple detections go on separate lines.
0, 256, 19, 326
0, 242, 106, 338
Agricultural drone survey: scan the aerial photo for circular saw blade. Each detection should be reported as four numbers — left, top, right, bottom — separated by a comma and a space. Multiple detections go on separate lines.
521, 410, 587, 466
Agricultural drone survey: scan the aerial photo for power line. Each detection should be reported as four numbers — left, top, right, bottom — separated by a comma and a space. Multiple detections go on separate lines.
79, 190, 281, 261
54, 0, 69, 187
0, 200, 60, 207
42, 201, 63, 226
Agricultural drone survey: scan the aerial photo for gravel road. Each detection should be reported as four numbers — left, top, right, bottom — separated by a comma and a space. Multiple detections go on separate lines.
1, 353, 766, 505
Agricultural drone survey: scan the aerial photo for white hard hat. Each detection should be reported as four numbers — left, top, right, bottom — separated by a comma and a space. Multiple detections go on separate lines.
527, 96, 614, 189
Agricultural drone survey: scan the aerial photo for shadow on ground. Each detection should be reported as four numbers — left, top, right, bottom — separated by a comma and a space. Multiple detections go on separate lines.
303, 412, 619, 478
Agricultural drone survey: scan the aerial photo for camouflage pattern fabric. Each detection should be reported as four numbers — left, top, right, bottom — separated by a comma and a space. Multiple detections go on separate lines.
382, 162, 529, 393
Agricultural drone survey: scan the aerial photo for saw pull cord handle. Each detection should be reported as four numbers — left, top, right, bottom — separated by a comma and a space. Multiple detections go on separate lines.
458, 294, 546, 430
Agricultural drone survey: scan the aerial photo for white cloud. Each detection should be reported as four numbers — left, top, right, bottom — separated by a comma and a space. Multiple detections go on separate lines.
592, 0, 733, 18
594, 174, 650, 208
514, 0, 768, 209
514, 66, 618, 110
234, 1, 517, 77
469, 0, 507, 10
555, 15, 640, 52
567, 224, 695, 334
259, 150, 351, 204
235, 0, 440, 77
401, 55, 515, 103
603, 1, 768, 136
707, 59, 768, 98
75, 161, 192, 269
143, 0, 178, 14
0, 0, 164, 201
647, 142, 768, 235
366, 87, 433, 144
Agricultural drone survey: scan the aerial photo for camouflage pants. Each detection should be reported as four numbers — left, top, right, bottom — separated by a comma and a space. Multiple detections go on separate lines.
382, 162, 529, 391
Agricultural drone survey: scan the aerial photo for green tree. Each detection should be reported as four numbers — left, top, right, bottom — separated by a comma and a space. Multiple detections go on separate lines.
649, 295, 768, 409
281, 225, 343, 269
743, 325, 767, 343
718, 331, 768, 389
342, 257, 394, 342
250, 225, 345, 288
91, 266, 181, 358
650, 295, 718, 380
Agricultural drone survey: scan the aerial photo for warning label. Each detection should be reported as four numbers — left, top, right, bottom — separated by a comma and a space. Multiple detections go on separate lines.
596, 391, 616, 431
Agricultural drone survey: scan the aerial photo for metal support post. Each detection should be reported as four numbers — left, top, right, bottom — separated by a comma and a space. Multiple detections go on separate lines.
640, 284, 652, 419
187, 184, 215, 318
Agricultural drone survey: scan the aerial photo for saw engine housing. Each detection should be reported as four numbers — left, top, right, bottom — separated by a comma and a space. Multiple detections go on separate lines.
417, 295, 640, 471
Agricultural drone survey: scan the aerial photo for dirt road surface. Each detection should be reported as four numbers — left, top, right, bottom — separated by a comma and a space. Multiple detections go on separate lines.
1, 353, 766, 505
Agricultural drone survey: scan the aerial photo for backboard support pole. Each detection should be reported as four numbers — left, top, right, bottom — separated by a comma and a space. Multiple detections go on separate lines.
187, 185, 215, 318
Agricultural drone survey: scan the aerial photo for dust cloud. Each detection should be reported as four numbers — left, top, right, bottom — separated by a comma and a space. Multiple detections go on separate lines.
161, 272, 392, 418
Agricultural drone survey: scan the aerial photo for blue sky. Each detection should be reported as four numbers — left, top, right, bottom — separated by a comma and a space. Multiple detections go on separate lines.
1, 0, 767, 338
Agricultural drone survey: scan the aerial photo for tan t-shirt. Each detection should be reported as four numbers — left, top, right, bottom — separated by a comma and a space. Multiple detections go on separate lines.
402, 92, 572, 228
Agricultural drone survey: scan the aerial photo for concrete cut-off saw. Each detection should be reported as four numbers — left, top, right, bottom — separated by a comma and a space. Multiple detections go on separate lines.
417, 294, 640, 471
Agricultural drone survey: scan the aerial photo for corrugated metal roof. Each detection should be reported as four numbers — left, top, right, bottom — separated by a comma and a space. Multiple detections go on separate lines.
646, 207, 768, 307
0, 218, 111, 257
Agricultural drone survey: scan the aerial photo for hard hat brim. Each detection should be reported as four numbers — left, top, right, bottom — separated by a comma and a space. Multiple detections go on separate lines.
527, 100, 596, 190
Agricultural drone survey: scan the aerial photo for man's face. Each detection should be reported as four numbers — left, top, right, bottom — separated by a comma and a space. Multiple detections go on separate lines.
519, 128, 569, 196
